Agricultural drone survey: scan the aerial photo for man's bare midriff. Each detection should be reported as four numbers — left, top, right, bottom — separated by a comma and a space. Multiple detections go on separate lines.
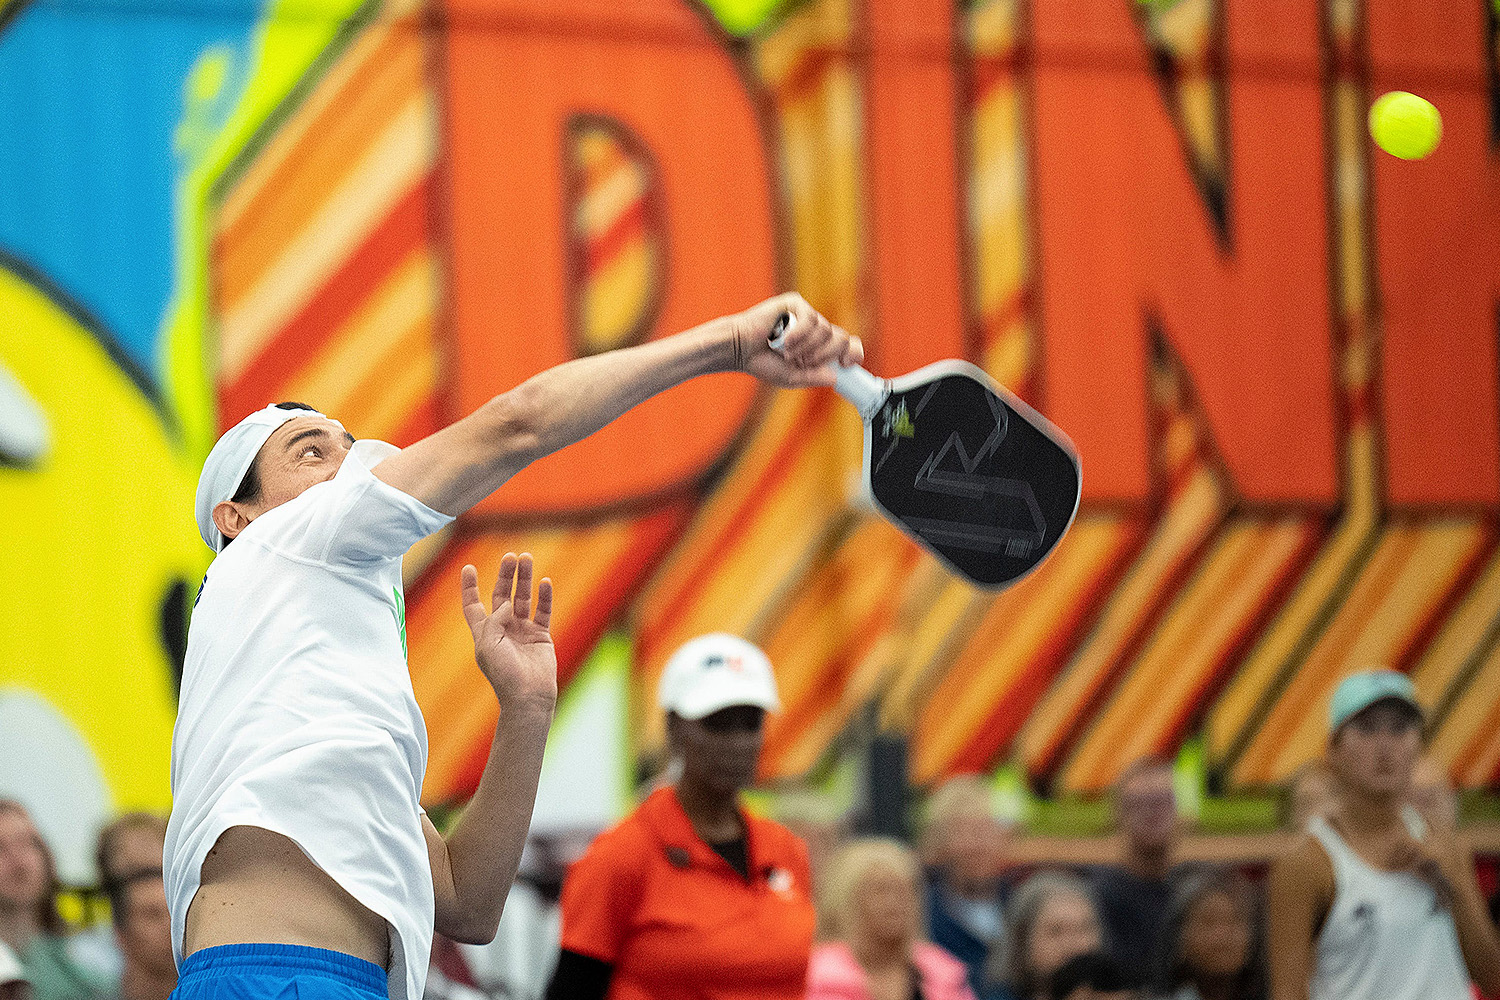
184, 825, 390, 967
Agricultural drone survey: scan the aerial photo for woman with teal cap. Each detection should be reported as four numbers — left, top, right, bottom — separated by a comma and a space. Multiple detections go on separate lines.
1265, 670, 1500, 1000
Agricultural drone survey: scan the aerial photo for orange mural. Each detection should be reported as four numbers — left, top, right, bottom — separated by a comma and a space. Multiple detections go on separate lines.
194, 0, 1500, 806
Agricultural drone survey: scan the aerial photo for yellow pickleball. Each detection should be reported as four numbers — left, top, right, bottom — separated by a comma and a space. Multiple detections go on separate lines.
1369, 91, 1442, 160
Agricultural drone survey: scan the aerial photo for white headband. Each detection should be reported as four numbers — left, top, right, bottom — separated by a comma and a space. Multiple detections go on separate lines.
194, 405, 338, 552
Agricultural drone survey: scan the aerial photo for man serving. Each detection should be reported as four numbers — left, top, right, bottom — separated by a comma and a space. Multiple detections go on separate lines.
163, 296, 861, 1000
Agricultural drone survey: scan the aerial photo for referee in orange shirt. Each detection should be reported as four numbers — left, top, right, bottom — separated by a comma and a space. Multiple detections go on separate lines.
545, 634, 816, 1000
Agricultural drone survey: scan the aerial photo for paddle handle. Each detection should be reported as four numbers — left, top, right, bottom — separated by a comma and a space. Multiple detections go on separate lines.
767, 313, 888, 421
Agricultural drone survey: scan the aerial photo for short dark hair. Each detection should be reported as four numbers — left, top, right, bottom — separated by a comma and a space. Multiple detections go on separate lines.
1330, 698, 1425, 749
95, 812, 167, 886
226, 401, 320, 515
1151, 867, 1265, 1000
1049, 952, 1132, 1000
1113, 754, 1174, 800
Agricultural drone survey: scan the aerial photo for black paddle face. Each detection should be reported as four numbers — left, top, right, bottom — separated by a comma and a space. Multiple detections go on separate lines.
864, 365, 1080, 589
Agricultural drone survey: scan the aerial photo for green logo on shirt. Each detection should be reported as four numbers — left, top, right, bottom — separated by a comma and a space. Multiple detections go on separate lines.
392, 587, 407, 659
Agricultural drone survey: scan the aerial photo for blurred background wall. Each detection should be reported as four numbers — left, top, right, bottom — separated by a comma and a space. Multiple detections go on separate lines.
2, 0, 1497, 879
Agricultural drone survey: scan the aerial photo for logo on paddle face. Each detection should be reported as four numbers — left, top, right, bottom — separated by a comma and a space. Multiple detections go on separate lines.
880, 398, 916, 440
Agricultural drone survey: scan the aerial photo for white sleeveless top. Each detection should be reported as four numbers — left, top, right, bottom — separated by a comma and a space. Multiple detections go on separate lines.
165, 442, 453, 1000
1308, 810, 1471, 1000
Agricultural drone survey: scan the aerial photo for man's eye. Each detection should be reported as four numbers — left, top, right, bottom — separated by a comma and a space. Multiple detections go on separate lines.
302, 446, 321, 458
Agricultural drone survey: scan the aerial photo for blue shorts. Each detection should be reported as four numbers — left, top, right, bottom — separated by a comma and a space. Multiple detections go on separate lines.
172, 944, 388, 1000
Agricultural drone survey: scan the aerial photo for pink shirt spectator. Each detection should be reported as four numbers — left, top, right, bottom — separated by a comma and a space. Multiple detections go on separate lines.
806, 941, 977, 1000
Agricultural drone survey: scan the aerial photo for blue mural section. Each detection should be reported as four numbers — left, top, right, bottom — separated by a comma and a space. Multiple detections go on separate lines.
0, 0, 258, 374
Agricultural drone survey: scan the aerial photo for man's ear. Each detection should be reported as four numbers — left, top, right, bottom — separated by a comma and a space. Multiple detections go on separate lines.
212, 500, 252, 542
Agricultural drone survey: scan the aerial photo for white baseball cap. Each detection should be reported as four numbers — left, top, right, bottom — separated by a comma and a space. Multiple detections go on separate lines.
1330, 669, 1423, 733
0, 940, 27, 988
194, 404, 340, 552
657, 634, 780, 720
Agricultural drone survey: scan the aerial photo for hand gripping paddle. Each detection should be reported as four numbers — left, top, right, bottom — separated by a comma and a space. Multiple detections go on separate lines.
769, 313, 1081, 590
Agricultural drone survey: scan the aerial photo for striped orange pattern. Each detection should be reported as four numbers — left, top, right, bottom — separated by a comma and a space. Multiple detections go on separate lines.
1231, 522, 1496, 785
209, 12, 709, 803
758, 517, 922, 778
1141, 0, 1224, 199
909, 518, 1142, 782
409, 505, 690, 802
969, 0, 1031, 397
1414, 550, 1500, 766
1429, 616, 1500, 788
212, 18, 441, 447
630, 0, 867, 760
199, 0, 1500, 803
1203, 0, 1384, 780
1049, 1, 1327, 787
1059, 515, 1320, 790
1018, 336, 1225, 783
897, 0, 1136, 785
568, 121, 663, 355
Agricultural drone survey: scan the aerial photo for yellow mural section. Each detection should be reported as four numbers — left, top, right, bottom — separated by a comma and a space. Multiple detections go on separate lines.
0, 267, 205, 812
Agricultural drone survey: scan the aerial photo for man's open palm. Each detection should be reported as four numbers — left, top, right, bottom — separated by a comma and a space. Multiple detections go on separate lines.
461, 553, 557, 710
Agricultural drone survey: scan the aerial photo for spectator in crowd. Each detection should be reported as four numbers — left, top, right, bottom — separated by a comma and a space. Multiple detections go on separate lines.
987, 871, 1105, 1000
93, 820, 165, 893
1408, 755, 1458, 833
69, 815, 168, 991
102, 871, 172, 1000
0, 941, 30, 1000
1090, 758, 1188, 988
774, 789, 849, 908
421, 935, 490, 1000
0, 800, 101, 1000
1283, 762, 1336, 833
1267, 670, 1500, 1000
1047, 952, 1135, 1000
921, 778, 1013, 996
1149, 869, 1264, 1000
547, 634, 816, 1000
806, 838, 975, 1000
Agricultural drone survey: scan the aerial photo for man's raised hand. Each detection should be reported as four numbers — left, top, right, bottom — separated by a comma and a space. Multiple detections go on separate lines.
461, 553, 557, 713
733, 293, 862, 388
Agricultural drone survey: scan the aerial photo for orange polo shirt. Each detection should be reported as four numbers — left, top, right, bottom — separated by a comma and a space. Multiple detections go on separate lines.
558, 786, 816, 1000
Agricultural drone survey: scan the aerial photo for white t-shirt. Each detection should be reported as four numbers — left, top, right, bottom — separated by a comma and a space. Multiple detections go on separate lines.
1308, 810, 1471, 1000
164, 440, 453, 1000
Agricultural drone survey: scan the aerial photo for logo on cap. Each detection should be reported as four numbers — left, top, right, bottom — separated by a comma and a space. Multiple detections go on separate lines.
704, 653, 746, 674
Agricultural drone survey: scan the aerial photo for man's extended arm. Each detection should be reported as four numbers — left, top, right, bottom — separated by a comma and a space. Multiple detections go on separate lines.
423, 554, 558, 944
374, 294, 860, 516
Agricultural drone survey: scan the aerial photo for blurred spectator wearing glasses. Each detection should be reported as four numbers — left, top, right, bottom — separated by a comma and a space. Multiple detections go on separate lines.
921, 777, 1014, 996
69, 816, 168, 993
1089, 758, 1189, 989
100, 870, 172, 1000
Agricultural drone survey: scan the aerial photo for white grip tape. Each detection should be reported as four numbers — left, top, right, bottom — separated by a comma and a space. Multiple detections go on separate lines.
767, 311, 887, 420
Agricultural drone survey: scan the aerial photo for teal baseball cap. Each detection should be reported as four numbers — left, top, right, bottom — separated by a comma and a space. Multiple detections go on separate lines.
1329, 670, 1423, 733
